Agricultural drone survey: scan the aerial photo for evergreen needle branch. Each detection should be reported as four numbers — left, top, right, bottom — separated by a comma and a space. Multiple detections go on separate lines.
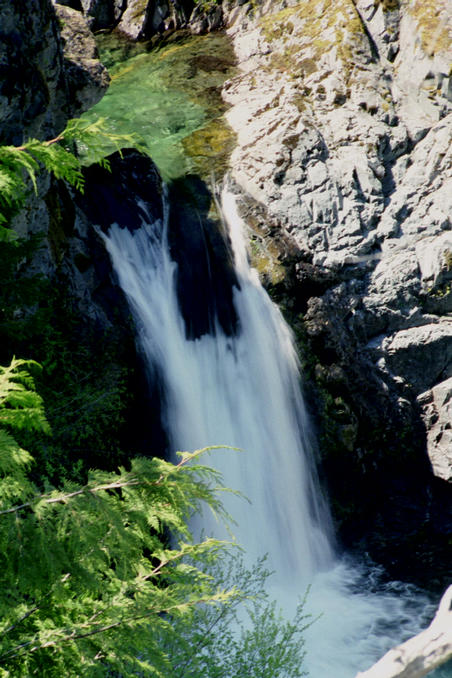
1, 602, 44, 637
0, 117, 144, 226
0, 576, 71, 638
15, 133, 65, 152
0, 593, 229, 662
0, 478, 142, 516
143, 539, 229, 582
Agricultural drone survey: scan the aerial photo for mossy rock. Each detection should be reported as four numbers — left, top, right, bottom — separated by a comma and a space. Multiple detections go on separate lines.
258, 0, 366, 85
410, 0, 451, 55
182, 117, 236, 179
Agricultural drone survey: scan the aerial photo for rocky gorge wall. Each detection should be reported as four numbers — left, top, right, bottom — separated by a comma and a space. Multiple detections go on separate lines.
1, 0, 451, 587
218, 0, 452, 584
0, 0, 161, 473
0, 0, 113, 325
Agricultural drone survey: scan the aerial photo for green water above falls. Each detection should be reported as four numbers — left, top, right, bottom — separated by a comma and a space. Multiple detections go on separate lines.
83, 31, 237, 181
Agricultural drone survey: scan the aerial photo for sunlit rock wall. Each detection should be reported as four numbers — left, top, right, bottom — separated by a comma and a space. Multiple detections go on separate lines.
220, 0, 452, 583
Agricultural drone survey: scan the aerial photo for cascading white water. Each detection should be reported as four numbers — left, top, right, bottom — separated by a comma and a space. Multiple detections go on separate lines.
103, 186, 447, 678
103, 187, 333, 579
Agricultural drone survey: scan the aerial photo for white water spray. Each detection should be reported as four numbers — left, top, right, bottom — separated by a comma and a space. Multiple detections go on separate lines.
103, 186, 444, 677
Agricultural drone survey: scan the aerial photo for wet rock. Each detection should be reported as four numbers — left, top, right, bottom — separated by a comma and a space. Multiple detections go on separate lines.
167, 176, 240, 339
118, 0, 167, 39
116, 0, 193, 39
80, 0, 126, 30
190, 3, 224, 34
75, 148, 163, 234
55, 0, 126, 29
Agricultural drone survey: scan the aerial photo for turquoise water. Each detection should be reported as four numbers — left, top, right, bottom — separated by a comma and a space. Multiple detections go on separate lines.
82, 32, 236, 180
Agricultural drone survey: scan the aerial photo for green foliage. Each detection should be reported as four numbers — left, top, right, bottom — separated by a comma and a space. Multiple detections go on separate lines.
64, 117, 144, 168
0, 359, 311, 677
164, 556, 312, 678
0, 457, 234, 676
0, 234, 49, 364
0, 117, 142, 229
18, 296, 136, 485
0, 359, 50, 437
0, 361, 232, 675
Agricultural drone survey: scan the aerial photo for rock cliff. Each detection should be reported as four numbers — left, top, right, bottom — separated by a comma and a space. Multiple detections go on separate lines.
54, 0, 227, 38
0, 0, 115, 325
0, 0, 159, 472
2, 0, 450, 585
0, 1, 109, 145
219, 0, 452, 582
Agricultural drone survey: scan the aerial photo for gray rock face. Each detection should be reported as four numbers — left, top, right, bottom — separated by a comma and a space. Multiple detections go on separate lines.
55, 0, 226, 37
222, 0, 452, 474
0, 0, 66, 144
3, 0, 112, 325
81, 0, 126, 29
57, 0, 193, 35
55, 4, 110, 114
0, 0, 108, 145
369, 321, 452, 393
55, 0, 127, 30
221, 0, 452, 579
190, 3, 224, 34
418, 378, 452, 482
120, 0, 185, 39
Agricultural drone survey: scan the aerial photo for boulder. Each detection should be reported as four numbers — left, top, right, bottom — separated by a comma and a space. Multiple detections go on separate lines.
369, 321, 452, 394
117, 0, 185, 39
80, 0, 126, 29
418, 378, 452, 482
55, 4, 110, 114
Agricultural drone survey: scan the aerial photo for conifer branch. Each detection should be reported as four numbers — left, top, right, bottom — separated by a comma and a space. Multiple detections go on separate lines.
0, 478, 142, 516
15, 133, 65, 153
0, 592, 230, 662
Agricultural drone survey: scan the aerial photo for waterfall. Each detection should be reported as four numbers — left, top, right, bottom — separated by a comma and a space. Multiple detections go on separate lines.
102, 185, 446, 678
